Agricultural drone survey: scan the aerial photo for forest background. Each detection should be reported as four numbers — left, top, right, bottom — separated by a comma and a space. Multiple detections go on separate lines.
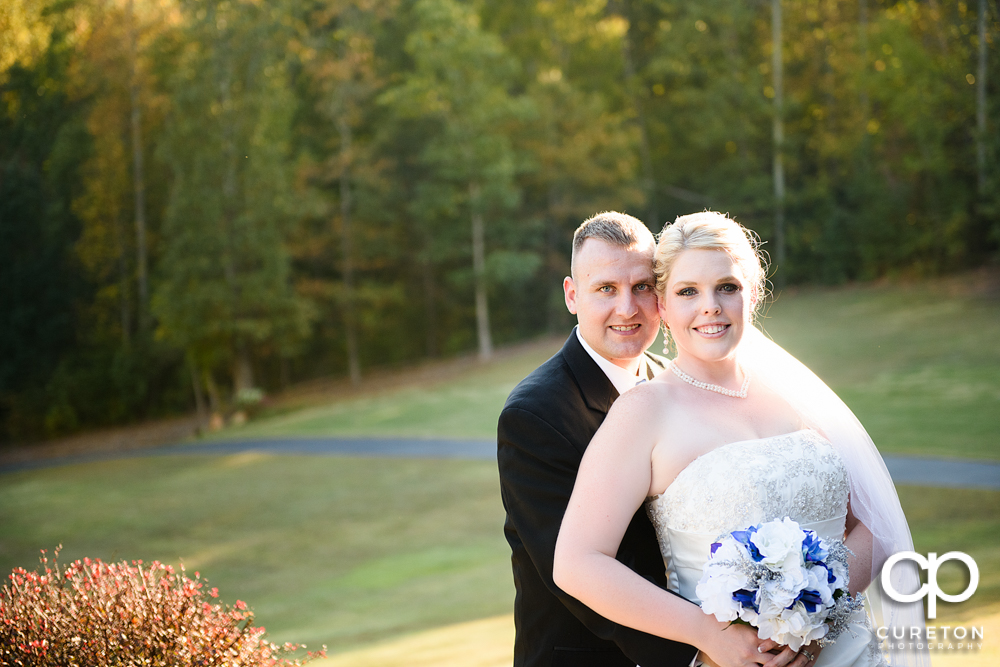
1, 0, 998, 443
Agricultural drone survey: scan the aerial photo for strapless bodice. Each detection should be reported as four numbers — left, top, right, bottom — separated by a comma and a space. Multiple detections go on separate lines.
645, 429, 885, 666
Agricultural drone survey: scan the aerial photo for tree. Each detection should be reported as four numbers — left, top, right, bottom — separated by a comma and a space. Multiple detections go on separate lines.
380, 0, 527, 360
154, 0, 311, 401
484, 0, 644, 332
0, 5, 91, 439
73, 0, 168, 349
127, 0, 150, 333
298, 0, 397, 384
770, 0, 786, 285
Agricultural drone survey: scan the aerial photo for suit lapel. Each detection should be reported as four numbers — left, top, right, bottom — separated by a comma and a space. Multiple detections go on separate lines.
644, 350, 669, 379
563, 327, 618, 414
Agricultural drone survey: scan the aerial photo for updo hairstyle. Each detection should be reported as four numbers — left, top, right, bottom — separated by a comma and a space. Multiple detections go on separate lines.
654, 211, 769, 319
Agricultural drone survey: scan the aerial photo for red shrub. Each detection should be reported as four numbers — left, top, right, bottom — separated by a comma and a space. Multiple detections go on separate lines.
0, 548, 326, 666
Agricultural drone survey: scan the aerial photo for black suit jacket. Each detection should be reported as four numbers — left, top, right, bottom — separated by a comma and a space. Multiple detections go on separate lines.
497, 330, 698, 667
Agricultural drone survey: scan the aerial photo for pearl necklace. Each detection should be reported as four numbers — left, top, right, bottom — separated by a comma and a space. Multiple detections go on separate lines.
670, 362, 750, 399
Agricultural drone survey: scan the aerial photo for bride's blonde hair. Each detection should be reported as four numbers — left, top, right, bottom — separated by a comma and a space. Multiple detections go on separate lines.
654, 211, 769, 318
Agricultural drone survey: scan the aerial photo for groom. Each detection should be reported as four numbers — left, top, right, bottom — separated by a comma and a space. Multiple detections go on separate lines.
497, 212, 697, 667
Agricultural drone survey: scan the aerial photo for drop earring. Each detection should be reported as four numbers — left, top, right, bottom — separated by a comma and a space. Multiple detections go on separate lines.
661, 322, 674, 357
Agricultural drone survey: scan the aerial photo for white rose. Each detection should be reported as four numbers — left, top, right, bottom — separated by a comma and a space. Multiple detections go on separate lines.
759, 573, 803, 610
697, 539, 751, 622
697, 575, 743, 622
805, 565, 835, 607
739, 606, 760, 625
755, 601, 828, 651
751, 518, 806, 572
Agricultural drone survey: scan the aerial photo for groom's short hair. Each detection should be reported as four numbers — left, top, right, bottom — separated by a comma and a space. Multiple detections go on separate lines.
571, 211, 655, 276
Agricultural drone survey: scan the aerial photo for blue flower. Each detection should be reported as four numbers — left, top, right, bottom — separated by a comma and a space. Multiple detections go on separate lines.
812, 562, 835, 584
791, 589, 825, 614
801, 530, 827, 564
733, 588, 759, 612
731, 528, 763, 561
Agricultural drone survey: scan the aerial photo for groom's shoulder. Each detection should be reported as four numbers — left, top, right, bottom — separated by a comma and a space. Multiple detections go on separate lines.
503, 346, 577, 415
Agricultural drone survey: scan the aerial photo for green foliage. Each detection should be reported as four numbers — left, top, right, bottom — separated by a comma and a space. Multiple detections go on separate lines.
1, 0, 998, 439
154, 0, 312, 393
0, 54, 83, 436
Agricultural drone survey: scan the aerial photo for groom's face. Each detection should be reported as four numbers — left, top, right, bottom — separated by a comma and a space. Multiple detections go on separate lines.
564, 238, 659, 370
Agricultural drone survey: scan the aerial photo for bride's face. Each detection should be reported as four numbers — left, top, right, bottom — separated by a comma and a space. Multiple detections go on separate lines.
658, 248, 751, 365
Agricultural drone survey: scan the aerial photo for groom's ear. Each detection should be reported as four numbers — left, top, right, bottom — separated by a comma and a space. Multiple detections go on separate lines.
563, 276, 578, 315
656, 295, 668, 322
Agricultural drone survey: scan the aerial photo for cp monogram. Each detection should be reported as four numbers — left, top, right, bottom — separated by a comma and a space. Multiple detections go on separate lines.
881, 551, 979, 619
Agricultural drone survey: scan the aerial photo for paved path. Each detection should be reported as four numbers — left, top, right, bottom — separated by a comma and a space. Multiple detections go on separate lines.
1, 437, 998, 490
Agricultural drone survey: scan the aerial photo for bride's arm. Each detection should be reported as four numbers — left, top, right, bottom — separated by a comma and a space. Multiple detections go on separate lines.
844, 500, 875, 595
552, 388, 769, 667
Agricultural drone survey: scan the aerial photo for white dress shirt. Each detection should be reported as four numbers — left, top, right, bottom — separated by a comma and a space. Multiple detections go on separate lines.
575, 327, 654, 394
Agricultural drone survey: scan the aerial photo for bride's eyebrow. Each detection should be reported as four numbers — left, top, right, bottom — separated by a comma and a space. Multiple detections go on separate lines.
716, 275, 741, 283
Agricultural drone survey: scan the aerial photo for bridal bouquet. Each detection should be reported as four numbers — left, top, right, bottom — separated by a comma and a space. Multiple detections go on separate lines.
695, 517, 864, 651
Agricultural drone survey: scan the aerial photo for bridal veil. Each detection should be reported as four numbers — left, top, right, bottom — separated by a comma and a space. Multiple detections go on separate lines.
738, 327, 929, 667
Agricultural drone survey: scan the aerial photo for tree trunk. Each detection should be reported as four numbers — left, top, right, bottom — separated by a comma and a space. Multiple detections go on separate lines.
422, 255, 438, 357
188, 355, 207, 426
215, 22, 243, 378
280, 357, 291, 390
976, 0, 988, 197
925, 0, 951, 53
617, 1, 658, 228
114, 209, 131, 347
338, 117, 361, 385
470, 182, 492, 361
722, 15, 748, 165
127, 0, 149, 332
546, 183, 565, 335
857, 0, 870, 132
204, 369, 221, 415
233, 344, 254, 394
771, 0, 787, 287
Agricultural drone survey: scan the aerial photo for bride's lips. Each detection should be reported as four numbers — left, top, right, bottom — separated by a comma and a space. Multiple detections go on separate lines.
694, 323, 730, 337
609, 324, 641, 335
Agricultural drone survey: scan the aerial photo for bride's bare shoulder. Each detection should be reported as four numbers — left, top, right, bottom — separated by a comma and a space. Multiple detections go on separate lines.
588, 382, 678, 462
605, 378, 685, 425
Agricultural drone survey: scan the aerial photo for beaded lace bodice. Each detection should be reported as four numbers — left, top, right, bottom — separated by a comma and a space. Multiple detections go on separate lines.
642, 429, 887, 666
647, 429, 849, 536
645, 429, 851, 601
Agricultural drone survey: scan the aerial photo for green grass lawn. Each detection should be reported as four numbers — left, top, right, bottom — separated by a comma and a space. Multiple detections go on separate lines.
217, 341, 558, 441
1, 456, 997, 654
761, 279, 1000, 460
0, 454, 511, 651
897, 485, 1000, 623
215, 277, 1000, 460
2, 277, 998, 655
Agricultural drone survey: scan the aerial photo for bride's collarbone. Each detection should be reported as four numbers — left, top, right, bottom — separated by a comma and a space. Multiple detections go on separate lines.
667, 384, 799, 430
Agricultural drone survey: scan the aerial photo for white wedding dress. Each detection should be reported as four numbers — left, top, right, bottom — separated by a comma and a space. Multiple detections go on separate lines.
646, 429, 887, 666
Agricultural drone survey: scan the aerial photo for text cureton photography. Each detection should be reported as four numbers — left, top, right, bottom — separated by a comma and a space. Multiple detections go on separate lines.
878, 625, 984, 651
878, 549, 986, 655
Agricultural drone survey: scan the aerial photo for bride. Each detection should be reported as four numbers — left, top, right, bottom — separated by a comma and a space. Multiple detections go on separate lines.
553, 212, 926, 667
